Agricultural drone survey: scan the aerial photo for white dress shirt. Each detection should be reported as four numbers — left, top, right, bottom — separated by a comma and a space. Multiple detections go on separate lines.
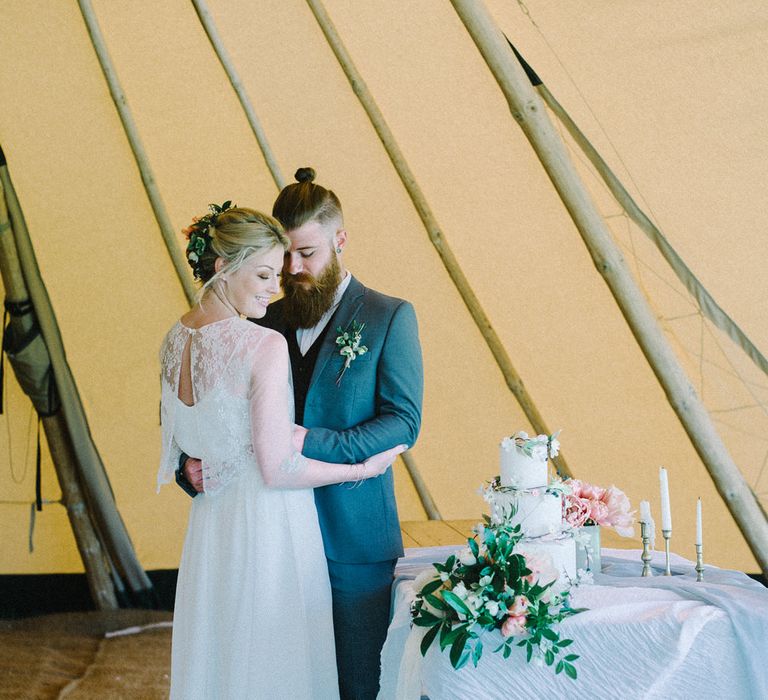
296, 271, 352, 356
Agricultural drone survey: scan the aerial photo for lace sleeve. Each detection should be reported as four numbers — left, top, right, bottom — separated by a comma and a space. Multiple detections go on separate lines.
248, 331, 308, 483
157, 374, 181, 492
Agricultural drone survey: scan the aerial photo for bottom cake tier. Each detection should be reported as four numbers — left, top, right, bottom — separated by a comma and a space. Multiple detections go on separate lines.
513, 533, 577, 593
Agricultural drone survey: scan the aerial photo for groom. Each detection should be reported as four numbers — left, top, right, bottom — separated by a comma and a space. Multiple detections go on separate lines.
178, 169, 423, 699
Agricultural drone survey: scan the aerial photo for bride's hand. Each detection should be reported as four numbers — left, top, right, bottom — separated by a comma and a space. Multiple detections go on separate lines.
292, 425, 308, 453
362, 444, 408, 477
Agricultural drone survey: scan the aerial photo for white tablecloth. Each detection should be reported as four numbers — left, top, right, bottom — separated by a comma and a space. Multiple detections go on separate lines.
379, 546, 768, 700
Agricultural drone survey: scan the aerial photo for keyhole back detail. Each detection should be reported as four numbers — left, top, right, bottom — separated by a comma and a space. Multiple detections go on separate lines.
177, 334, 195, 407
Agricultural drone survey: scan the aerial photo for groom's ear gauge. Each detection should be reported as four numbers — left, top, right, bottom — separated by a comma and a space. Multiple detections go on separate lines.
335, 228, 348, 253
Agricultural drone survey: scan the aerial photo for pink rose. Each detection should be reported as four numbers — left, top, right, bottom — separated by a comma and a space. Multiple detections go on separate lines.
508, 595, 529, 616
590, 500, 610, 524
501, 613, 528, 638
579, 483, 606, 501
565, 479, 635, 536
563, 494, 590, 528
601, 485, 635, 537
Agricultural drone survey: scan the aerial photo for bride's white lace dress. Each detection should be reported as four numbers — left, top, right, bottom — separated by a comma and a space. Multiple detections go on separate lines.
158, 316, 339, 699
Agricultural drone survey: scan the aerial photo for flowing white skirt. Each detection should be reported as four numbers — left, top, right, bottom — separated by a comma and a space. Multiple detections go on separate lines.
170, 469, 339, 699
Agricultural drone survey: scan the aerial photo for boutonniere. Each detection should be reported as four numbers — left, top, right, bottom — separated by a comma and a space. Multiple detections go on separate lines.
335, 320, 367, 386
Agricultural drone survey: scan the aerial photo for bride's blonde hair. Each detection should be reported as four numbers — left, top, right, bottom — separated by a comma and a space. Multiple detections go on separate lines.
193, 207, 289, 291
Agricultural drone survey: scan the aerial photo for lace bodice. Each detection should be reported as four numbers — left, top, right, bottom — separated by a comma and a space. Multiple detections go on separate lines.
157, 316, 305, 494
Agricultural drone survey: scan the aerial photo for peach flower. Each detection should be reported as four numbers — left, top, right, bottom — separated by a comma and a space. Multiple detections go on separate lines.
501, 613, 528, 638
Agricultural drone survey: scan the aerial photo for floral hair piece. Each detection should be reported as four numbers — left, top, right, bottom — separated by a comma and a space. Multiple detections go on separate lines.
182, 200, 234, 280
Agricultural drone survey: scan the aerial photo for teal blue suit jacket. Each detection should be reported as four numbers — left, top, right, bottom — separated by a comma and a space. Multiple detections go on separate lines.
258, 276, 423, 563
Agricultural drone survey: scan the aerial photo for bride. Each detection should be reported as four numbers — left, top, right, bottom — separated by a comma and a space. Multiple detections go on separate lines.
157, 204, 405, 699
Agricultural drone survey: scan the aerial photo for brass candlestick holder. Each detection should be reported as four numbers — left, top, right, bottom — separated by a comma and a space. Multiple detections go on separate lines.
662, 529, 672, 576
695, 544, 704, 582
640, 521, 653, 577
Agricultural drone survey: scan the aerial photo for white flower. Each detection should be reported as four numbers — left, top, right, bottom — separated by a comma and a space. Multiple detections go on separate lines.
472, 523, 486, 537
453, 581, 468, 599
485, 600, 499, 617
548, 437, 561, 458
531, 443, 548, 461
440, 571, 450, 582
459, 548, 476, 566
479, 574, 493, 587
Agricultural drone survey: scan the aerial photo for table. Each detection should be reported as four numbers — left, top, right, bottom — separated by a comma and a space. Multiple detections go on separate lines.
379, 546, 768, 700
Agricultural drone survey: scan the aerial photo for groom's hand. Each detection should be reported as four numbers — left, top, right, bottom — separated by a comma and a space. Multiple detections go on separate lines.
183, 457, 204, 493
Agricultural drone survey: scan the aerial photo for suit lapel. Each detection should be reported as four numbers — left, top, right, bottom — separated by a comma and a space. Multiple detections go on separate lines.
308, 276, 366, 392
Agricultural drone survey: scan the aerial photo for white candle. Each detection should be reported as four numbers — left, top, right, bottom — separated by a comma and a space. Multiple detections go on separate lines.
696, 498, 702, 546
659, 467, 672, 531
639, 500, 651, 523
639, 500, 656, 549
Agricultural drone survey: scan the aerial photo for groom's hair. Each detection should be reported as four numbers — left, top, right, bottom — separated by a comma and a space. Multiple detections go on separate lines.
272, 166, 342, 234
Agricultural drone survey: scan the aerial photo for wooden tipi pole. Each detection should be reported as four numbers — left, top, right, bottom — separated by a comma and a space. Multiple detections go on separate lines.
534, 78, 768, 378
450, 0, 768, 574
1, 152, 153, 600
189, 0, 439, 516
305, 0, 572, 480
191, 0, 286, 189
77, 0, 196, 305
0, 178, 117, 610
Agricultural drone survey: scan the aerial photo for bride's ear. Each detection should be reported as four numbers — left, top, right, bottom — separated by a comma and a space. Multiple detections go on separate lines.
214, 257, 226, 275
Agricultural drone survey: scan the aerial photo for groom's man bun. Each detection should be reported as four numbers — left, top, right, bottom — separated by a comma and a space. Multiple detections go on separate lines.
295, 167, 316, 183
272, 166, 343, 233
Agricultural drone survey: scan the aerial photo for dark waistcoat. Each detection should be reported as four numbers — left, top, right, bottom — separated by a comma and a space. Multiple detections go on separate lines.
285, 321, 334, 425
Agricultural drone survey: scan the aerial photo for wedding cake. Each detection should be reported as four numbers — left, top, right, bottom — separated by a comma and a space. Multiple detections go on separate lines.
486, 432, 577, 588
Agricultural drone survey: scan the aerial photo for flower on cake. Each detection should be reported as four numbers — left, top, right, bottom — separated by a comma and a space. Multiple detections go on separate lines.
410, 515, 582, 678
501, 430, 561, 461
564, 479, 635, 537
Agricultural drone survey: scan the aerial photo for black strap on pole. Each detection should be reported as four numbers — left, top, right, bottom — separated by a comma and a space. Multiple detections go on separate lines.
35, 417, 42, 511
0, 307, 7, 414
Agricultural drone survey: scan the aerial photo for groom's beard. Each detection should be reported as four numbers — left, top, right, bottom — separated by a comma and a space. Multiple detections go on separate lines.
282, 253, 342, 329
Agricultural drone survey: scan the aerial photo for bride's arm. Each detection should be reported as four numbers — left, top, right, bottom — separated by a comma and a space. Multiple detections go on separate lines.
249, 332, 404, 489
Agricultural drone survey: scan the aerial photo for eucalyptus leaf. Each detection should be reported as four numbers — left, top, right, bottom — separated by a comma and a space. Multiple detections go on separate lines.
442, 590, 471, 616
420, 578, 443, 596
541, 627, 559, 642
425, 593, 448, 612
420, 623, 440, 657
413, 610, 441, 627
449, 632, 469, 669
564, 663, 578, 680
439, 623, 466, 651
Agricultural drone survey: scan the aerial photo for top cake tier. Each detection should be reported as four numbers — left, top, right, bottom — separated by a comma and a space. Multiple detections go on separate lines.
499, 436, 549, 489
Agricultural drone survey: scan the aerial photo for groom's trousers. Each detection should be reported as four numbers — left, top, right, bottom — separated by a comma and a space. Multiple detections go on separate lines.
327, 558, 397, 700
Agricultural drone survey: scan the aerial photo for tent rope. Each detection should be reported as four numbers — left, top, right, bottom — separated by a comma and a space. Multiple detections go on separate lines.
451, 0, 768, 576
